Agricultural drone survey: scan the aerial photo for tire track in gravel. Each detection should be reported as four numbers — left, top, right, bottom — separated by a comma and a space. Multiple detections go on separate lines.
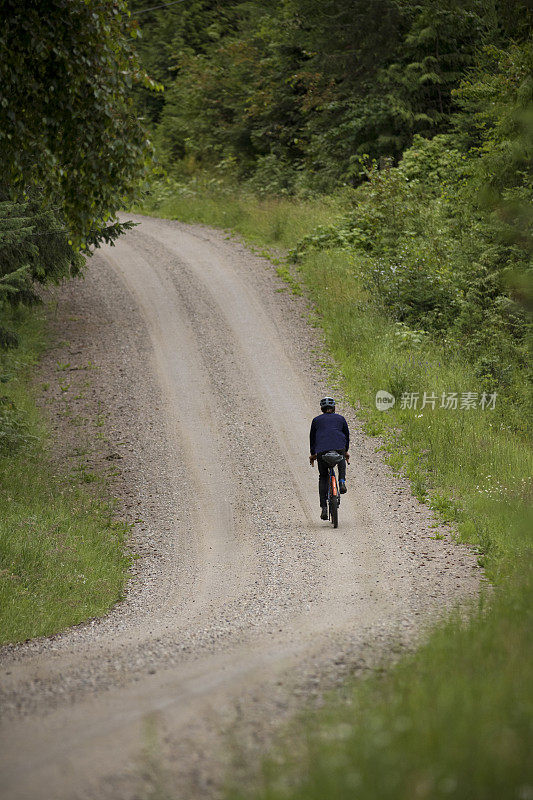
0, 216, 481, 800
125, 226, 389, 618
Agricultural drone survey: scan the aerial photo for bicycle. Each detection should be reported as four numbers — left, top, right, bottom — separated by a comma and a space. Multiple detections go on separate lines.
321, 450, 345, 528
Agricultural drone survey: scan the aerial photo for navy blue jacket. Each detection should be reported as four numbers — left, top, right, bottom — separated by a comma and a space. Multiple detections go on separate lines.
310, 412, 349, 455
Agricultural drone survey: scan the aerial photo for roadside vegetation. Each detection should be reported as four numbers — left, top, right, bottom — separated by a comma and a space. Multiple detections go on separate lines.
0, 308, 130, 644
0, 1, 155, 644
131, 0, 532, 796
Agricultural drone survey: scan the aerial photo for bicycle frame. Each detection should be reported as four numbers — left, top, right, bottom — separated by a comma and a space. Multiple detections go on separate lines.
328, 467, 338, 500
327, 464, 340, 527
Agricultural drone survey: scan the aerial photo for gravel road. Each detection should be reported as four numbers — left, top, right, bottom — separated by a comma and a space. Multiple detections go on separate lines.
0, 216, 481, 799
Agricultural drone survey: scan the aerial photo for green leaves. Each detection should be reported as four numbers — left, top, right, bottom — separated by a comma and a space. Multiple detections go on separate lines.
287, 34, 533, 422
133, 0, 532, 192
0, 0, 155, 245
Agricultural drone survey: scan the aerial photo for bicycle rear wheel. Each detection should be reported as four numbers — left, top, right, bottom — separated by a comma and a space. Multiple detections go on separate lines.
330, 497, 338, 528
329, 472, 339, 528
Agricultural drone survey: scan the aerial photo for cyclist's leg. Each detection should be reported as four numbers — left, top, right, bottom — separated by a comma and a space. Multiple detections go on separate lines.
317, 455, 329, 507
337, 452, 346, 482
336, 450, 347, 494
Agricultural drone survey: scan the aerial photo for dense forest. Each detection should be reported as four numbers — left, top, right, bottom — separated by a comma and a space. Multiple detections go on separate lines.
132, 0, 533, 429
132, 0, 530, 185
1, 0, 531, 424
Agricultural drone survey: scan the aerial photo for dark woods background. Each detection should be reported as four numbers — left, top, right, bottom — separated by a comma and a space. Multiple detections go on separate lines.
0, 0, 531, 431
131, 0, 533, 431
131, 0, 531, 189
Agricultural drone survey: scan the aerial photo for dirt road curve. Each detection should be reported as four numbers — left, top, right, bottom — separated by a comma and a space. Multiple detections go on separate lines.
0, 216, 480, 799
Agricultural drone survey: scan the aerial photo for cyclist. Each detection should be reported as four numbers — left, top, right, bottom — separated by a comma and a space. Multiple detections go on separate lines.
309, 397, 350, 520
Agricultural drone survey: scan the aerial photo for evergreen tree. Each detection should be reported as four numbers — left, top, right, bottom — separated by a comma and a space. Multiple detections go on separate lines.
0, 199, 84, 347
133, 0, 532, 190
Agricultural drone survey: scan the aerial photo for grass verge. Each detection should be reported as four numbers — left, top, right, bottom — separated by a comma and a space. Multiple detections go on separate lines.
133, 182, 344, 249
0, 307, 130, 645
136, 185, 532, 800
244, 566, 533, 800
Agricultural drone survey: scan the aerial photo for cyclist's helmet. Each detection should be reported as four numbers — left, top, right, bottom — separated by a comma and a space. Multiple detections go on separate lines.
320, 396, 336, 411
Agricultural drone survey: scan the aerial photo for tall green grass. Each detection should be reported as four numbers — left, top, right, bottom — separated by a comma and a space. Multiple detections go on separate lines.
133, 180, 343, 249
0, 308, 130, 644
301, 250, 532, 579
244, 563, 533, 800
135, 186, 533, 800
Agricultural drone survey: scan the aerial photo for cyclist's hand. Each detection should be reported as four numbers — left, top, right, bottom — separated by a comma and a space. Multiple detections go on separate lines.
309, 454, 317, 466
345, 451, 350, 464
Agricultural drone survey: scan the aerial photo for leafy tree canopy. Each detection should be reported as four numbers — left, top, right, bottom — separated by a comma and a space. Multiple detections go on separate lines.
0, 0, 158, 245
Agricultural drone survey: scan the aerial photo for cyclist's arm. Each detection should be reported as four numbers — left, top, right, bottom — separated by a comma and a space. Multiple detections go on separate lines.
342, 417, 350, 452
309, 418, 317, 456
309, 419, 317, 465
342, 417, 350, 463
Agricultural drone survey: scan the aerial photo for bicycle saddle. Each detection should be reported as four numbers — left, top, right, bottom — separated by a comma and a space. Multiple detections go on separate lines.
322, 451, 344, 466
